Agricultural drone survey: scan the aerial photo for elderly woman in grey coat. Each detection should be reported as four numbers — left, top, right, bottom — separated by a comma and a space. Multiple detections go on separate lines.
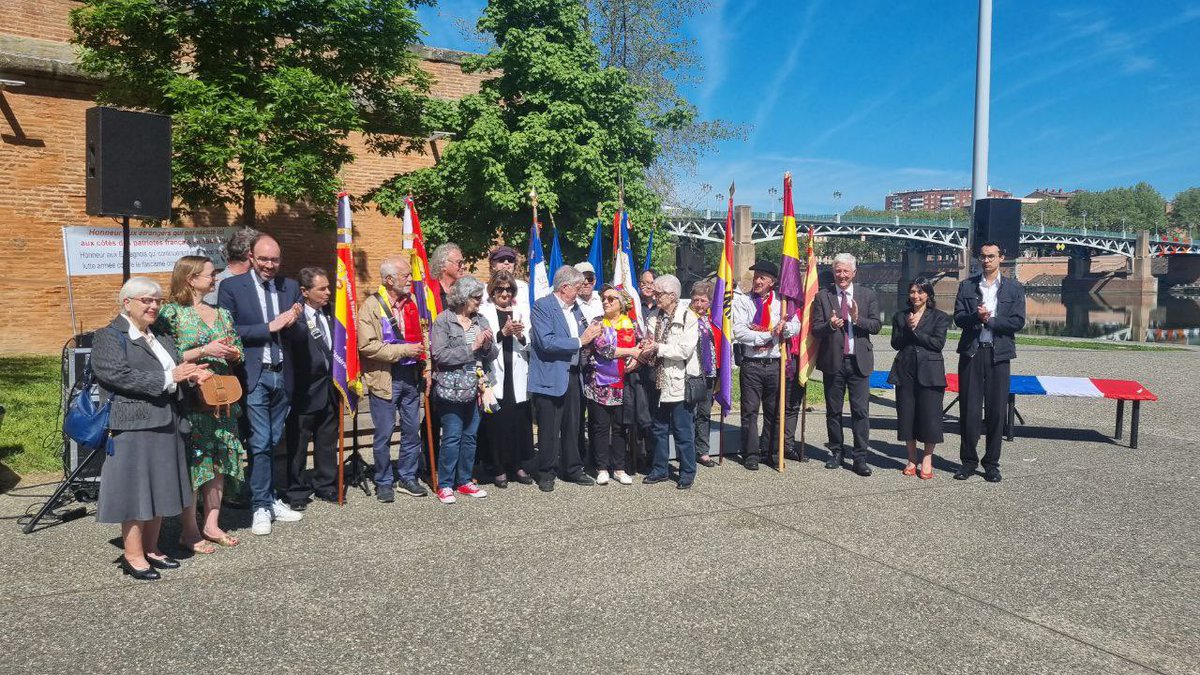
641, 274, 702, 489
93, 277, 211, 581
429, 276, 498, 504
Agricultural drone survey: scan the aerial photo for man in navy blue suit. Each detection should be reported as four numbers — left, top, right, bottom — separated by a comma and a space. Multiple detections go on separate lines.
529, 266, 603, 492
218, 233, 305, 536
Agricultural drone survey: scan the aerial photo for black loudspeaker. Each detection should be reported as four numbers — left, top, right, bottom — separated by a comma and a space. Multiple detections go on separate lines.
675, 239, 706, 296
85, 107, 172, 220
973, 198, 1021, 258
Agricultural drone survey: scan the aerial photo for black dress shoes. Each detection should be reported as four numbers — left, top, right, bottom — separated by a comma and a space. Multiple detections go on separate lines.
697, 456, 718, 468
118, 557, 161, 581
566, 473, 596, 486
953, 466, 976, 480
744, 457, 760, 471
642, 474, 669, 484
493, 477, 509, 489
676, 480, 694, 490
538, 479, 555, 493
984, 468, 1003, 483
852, 461, 873, 477
825, 451, 843, 470
514, 472, 535, 485
146, 554, 181, 570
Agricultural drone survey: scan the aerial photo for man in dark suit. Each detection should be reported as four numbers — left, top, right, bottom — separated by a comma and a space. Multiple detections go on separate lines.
528, 265, 603, 492
282, 267, 340, 509
811, 252, 882, 476
217, 233, 305, 536
953, 241, 1026, 483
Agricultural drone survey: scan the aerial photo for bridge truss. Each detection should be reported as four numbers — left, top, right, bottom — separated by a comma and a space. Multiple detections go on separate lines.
663, 215, 1199, 258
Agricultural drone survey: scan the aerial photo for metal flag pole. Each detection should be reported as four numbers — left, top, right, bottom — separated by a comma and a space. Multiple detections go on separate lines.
337, 401, 346, 505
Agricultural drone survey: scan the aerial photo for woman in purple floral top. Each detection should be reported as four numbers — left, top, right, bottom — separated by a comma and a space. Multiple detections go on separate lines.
581, 286, 644, 485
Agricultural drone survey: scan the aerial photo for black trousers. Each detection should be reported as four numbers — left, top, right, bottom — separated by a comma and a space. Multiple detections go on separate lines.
281, 399, 339, 502
588, 400, 626, 472
958, 348, 1010, 469
823, 355, 870, 460
739, 358, 779, 460
479, 399, 533, 477
533, 374, 584, 481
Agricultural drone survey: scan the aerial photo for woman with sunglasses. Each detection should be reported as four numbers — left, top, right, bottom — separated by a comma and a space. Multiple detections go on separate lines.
581, 285, 644, 485
478, 270, 535, 487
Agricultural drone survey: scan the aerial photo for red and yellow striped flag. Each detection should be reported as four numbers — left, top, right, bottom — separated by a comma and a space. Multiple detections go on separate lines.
795, 226, 820, 386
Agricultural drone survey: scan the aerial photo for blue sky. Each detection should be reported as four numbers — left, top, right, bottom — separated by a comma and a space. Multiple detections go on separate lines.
417, 1, 1200, 213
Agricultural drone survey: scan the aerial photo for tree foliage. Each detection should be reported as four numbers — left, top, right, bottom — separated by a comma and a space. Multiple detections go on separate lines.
1065, 182, 1167, 231
1021, 198, 1069, 227
1169, 187, 1200, 230
583, 0, 744, 204
372, 0, 664, 261
70, 0, 434, 226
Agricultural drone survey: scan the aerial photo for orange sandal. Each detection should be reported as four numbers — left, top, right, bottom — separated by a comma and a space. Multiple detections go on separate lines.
919, 469, 934, 480
902, 465, 918, 476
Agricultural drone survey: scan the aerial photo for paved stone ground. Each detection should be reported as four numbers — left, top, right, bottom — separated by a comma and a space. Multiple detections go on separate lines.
1, 343, 1197, 674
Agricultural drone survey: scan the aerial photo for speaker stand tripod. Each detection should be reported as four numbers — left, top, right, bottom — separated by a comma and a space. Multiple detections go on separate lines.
21, 443, 105, 534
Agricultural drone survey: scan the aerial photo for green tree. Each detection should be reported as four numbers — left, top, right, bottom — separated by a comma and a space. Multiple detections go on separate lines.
582, 0, 745, 203
1021, 198, 1069, 228
1170, 187, 1200, 231
1065, 183, 1167, 231
71, 0, 434, 226
372, 0, 664, 259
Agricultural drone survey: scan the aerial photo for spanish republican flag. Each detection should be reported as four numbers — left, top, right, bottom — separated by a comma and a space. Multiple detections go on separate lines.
778, 172, 803, 316
401, 195, 441, 323
711, 184, 736, 415
333, 193, 362, 411
796, 226, 820, 386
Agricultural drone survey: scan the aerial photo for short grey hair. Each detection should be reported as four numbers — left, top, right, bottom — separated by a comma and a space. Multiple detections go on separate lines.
691, 280, 714, 299
430, 243, 462, 278
654, 274, 682, 297
832, 252, 857, 269
379, 254, 410, 279
225, 228, 260, 263
445, 275, 485, 311
117, 277, 162, 311
552, 265, 583, 292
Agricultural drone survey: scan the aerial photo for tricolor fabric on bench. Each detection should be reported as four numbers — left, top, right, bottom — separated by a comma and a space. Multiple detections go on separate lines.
867, 371, 1156, 448
868, 372, 1157, 401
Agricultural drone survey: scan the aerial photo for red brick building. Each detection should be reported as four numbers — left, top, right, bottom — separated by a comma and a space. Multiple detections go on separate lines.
0, 0, 488, 355
884, 187, 1013, 211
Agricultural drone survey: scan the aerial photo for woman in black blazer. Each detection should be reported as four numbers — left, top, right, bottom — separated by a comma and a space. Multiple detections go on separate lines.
888, 277, 950, 479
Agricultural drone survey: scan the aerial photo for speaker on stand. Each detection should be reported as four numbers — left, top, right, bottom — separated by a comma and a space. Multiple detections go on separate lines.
675, 237, 708, 297
85, 107, 172, 282
972, 198, 1021, 263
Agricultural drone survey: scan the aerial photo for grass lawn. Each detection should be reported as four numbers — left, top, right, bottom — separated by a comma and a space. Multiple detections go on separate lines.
0, 355, 63, 477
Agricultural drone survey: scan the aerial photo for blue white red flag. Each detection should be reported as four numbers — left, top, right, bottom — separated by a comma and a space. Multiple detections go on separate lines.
528, 219, 551, 306
611, 210, 643, 325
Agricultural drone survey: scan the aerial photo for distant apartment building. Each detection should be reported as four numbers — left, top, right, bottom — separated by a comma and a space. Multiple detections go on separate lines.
1022, 188, 1084, 205
884, 187, 1012, 211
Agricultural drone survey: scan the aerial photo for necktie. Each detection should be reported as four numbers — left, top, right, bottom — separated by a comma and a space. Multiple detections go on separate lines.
263, 280, 281, 365
840, 291, 851, 356
317, 313, 331, 351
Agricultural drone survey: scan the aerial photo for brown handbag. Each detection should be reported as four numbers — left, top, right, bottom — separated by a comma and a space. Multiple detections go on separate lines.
197, 374, 243, 417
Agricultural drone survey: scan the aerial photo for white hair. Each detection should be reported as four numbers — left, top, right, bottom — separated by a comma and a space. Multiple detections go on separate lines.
654, 274, 681, 297
379, 254, 409, 279
832, 253, 857, 269
552, 265, 584, 291
445, 275, 485, 311
117, 277, 162, 311
430, 243, 462, 278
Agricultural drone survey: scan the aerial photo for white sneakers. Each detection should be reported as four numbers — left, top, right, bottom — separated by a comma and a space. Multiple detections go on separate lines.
596, 470, 611, 485
272, 499, 304, 522
251, 500, 305, 536
251, 508, 272, 536
613, 471, 634, 485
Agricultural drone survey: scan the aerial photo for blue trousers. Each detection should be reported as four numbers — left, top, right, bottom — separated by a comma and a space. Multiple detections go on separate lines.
650, 399, 697, 484
437, 401, 480, 490
368, 366, 423, 487
246, 370, 289, 510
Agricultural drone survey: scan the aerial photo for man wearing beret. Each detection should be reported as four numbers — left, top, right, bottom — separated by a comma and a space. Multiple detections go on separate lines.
732, 260, 800, 470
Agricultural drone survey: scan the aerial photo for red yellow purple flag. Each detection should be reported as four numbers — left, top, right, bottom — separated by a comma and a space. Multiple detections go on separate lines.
401, 195, 441, 324
333, 192, 362, 411
778, 172, 803, 311
711, 184, 735, 415
795, 226, 820, 386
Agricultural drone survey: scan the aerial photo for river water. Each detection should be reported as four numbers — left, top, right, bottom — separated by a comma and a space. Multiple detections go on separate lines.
867, 288, 1200, 346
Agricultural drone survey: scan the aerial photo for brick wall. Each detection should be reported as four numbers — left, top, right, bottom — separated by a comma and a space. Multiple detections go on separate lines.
0, 0, 490, 355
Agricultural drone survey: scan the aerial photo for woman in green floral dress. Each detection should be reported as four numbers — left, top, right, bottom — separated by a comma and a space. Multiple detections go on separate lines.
157, 255, 246, 554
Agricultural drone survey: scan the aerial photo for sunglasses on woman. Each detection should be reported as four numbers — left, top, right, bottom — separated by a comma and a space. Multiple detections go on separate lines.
494, 286, 515, 293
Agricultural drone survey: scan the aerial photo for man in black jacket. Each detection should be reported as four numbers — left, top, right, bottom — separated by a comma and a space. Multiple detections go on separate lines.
953, 241, 1026, 483
811, 253, 881, 476
282, 267, 341, 508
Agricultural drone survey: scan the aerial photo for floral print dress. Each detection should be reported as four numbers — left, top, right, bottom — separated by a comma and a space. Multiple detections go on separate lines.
156, 303, 246, 492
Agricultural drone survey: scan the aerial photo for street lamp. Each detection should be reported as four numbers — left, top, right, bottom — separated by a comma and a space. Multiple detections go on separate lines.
767, 186, 779, 221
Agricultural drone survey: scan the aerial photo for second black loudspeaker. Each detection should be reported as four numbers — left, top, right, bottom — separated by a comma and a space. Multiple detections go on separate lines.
85, 107, 172, 220
972, 198, 1021, 257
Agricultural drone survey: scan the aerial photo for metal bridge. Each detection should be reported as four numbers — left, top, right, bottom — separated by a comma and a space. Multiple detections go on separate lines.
664, 212, 1200, 258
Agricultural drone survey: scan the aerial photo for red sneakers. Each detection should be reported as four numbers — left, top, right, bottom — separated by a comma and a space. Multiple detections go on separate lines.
455, 483, 488, 499
436, 487, 457, 504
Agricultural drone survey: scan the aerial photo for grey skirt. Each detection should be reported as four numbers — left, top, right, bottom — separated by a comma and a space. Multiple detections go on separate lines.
97, 421, 193, 524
